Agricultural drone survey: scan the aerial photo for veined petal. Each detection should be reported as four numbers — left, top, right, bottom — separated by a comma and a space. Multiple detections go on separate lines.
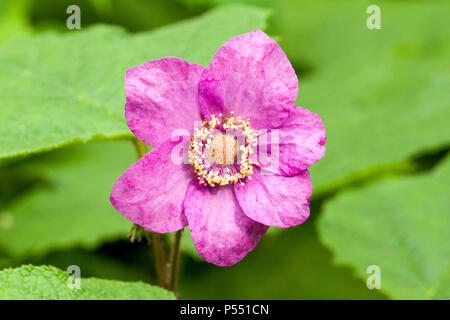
256, 106, 326, 176
183, 183, 268, 266
198, 30, 298, 129
125, 57, 204, 148
110, 139, 192, 233
235, 167, 312, 228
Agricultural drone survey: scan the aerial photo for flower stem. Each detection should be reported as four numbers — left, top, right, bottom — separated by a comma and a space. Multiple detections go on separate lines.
151, 232, 168, 288
168, 229, 183, 296
132, 138, 168, 288
133, 137, 148, 158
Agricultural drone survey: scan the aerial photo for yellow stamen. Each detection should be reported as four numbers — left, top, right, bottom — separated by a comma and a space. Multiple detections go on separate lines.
188, 112, 258, 187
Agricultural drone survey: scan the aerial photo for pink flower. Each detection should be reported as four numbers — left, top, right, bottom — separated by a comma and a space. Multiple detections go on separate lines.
110, 30, 326, 266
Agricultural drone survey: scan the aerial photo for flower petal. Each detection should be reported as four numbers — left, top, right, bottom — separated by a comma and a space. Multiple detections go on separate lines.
198, 30, 298, 129
110, 139, 192, 233
235, 167, 312, 228
125, 57, 204, 148
256, 106, 326, 176
183, 183, 268, 266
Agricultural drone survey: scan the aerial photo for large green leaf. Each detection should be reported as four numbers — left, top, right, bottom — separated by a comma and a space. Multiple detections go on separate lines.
0, 4, 269, 159
180, 0, 272, 9
180, 210, 387, 299
271, 0, 450, 188
0, 0, 32, 45
318, 156, 450, 299
31, 0, 203, 33
0, 265, 175, 299
30, 247, 156, 284
0, 140, 136, 257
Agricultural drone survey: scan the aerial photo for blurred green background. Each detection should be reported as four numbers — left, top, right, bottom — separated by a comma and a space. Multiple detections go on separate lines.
0, 0, 448, 299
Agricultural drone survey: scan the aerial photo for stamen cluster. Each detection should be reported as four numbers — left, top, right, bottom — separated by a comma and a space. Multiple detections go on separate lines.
189, 112, 259, 187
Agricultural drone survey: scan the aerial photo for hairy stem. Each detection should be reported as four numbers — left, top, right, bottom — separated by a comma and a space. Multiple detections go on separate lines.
132, 138, 168, 288
168, 229, 183, 296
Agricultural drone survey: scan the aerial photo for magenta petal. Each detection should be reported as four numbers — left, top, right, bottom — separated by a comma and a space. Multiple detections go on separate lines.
125, 57, 204, 148
183, 183, 268, 266
257, 106, 326, 176
198, 30, 298, 129
235, 167, 312, 228
110, 139, 191, 233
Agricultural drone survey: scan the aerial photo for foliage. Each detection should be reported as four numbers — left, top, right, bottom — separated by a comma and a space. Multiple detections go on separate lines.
0, 265, 174, 299
0, 0, 448, 300
0, 4, 269, 159
0, 141, 135, 258
319, 156, 450, 299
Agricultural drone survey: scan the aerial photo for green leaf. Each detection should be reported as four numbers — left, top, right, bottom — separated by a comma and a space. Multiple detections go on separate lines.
271, 0, 450, 188
0, 0, 32, 46
180, 213, 387, 299
31, 247, 155, 284
318, 156, 450, 299
0, 4, 269, 159
0, 140, 136, 257
33, 0, 202, 33
179, 0, 273, 9
0, 265, 175, 299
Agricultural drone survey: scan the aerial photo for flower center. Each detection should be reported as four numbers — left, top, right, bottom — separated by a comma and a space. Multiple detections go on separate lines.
207, 133, 237, 165
189, 112, 259, 187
